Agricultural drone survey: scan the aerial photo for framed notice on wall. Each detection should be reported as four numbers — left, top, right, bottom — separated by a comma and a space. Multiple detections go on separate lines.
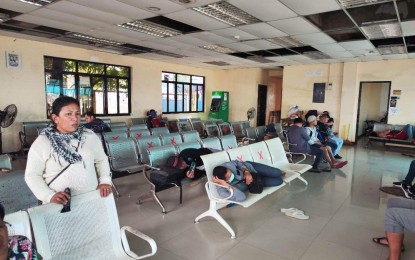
5, 51, 21, 69
312, 83, 326, 103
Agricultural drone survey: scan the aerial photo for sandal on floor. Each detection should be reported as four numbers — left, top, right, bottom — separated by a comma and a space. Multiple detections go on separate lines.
372, 237, 405, 252
280, 208, 304, 214
284, 211, 309, 220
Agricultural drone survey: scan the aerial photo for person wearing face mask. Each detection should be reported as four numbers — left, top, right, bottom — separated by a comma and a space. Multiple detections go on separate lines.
25, 96, 113, 204
212, 160, 283, 202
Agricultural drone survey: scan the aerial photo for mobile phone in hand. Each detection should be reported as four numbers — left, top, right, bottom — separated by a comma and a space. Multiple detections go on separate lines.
189, 161, 196, 172
61, 187, 71, 213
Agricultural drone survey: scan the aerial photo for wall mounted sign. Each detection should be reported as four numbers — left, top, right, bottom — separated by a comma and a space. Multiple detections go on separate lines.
312, 83, 326, 103
392, 90, 401, 96
5, 51, 21, 69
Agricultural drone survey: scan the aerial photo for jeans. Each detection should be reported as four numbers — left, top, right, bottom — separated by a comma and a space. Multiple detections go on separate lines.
327, 136, 343, 155
384, 198, 415, 234
246, 161, 283, 187
404, 160, 415, 184
309, 146, 323, 169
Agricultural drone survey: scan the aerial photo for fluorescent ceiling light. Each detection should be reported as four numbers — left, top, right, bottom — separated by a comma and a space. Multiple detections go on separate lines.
14, 0, 56, 7
337, 0, 393, 8
267, 36, 305, 48
118, 20, 182, 38
67, 34, 124, 46
201, 44, 236, 53
193, 1, 260, 27
361, 21, 401, 39
377, 44, 406, 55
303, 51, 332, 59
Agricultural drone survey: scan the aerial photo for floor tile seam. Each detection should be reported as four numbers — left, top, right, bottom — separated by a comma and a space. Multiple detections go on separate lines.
156, 244, 188, 260
238, 236, 295, 260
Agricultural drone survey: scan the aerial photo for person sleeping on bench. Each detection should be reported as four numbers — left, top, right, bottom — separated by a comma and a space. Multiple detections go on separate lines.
212, 160, 284, 202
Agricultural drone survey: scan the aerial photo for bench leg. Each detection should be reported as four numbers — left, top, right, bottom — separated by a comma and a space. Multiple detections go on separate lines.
194, 201, 236, 239
297, 175, 308, 185
137, 190, 167, 214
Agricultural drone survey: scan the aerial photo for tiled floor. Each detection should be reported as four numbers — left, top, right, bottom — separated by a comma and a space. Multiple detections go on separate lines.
5, 141, 415, 259
113, 142, 415, 260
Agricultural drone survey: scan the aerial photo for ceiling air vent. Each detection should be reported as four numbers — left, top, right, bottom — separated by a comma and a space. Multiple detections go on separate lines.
361, 20, 401, 39
204, 61, 231, 66
337, 0, 393, 8
377, 44, 406, 54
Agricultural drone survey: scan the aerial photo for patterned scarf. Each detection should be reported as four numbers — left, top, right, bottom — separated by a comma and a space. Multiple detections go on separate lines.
41, 125, 83, 164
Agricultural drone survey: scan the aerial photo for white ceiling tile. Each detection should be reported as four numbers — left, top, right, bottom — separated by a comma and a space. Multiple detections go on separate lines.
228, 0, 296, 21
382, 54, 409, 60
165, 9, 229, 31
284, 55, 312, 61
149, 38, 197, 49
116, 0, 185, 14
339, 40, 375, 51
131, 40, 176, 52
349, 50, 379, 56
401, 20, 415, 36
312, 43, 346, 53
48, 1, 130, 25
221, 42, 258, 52
327, 51, 355, 58
268, 17, 320, 35
318, 59, 340, 63
83, 29, 135, 43
30, 8, 108, 29
0, 0, 40, 13
242, 39, 282, 50
360, 56, 383, 61
279, 0, 341, 15
237, 23, 287, 38
169, 35, 211, 47
210, 28, 258, 41
188, 32, 235, 45
292, 32, 336, 45
69, 0, 155, 20
14, 14, 91, 33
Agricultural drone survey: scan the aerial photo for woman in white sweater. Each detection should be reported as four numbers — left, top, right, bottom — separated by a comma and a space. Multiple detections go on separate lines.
25, 96, 112, 204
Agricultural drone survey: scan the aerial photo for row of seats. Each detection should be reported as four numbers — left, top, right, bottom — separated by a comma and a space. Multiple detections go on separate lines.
105, 134, 240, 175
195, 137, 311, 238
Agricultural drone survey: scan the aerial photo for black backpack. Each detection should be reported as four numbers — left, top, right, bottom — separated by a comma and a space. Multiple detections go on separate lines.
150, 156, 185, 185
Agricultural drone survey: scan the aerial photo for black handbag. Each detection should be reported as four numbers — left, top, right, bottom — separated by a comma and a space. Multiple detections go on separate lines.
247, 171, 263, 194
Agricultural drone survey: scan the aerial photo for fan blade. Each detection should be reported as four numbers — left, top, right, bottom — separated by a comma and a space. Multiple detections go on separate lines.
1, 104, 18, 128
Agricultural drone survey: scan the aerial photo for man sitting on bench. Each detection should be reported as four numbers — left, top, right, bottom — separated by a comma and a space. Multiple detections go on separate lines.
84, 111, 111, 133
212, 160, 284, 202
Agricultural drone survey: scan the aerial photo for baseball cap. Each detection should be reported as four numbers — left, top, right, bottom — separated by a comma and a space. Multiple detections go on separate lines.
307, 115, 317, 123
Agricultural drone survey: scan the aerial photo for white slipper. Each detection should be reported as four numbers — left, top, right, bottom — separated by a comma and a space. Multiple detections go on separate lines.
280, 208, 304, 214
285, 211, 309, 220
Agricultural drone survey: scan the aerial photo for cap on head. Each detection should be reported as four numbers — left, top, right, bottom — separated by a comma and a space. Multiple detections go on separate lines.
307, 115, 317, 123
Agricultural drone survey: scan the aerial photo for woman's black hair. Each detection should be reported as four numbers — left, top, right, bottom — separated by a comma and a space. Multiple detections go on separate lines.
52, 96, 80, 116
293, 117, 304, 124
213, 166, 228, 180
0, 203, 5, 220
84, 111, 96, 118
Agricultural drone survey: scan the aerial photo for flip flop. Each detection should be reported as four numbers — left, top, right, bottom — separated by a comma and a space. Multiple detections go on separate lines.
285, 211, 309, 220
280, 208, 304, 214
372, 237, 405, 252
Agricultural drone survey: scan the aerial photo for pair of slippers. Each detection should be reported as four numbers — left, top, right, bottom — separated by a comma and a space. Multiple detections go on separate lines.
281, 208, 309, 220
372, 237, 405, 252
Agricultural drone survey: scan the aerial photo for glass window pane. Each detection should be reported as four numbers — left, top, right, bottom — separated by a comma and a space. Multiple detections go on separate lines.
168, 83, 175, 112
177, 84, 183, 112
192, 76, 204, 84
78, 62, 104, 74
62, 74, 76, 97
191, 85, 198, 112
119, 79, 128, 114
162, 82, 167, 94
44, 58, 76, 72
198, 85, 204, 111
107, 65, 128, 77
162, 72, 175, 81
177, 74, 190, 83
162, 94, 168, 113
92, 77, 104, 114
107, 78, 118, 114
183, 84, 190, 112
79, 76, 92, 115
45, 72, 61, 118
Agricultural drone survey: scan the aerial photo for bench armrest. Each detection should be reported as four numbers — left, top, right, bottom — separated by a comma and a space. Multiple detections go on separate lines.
121, 226, 157, 259
205, 181, 236, 203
